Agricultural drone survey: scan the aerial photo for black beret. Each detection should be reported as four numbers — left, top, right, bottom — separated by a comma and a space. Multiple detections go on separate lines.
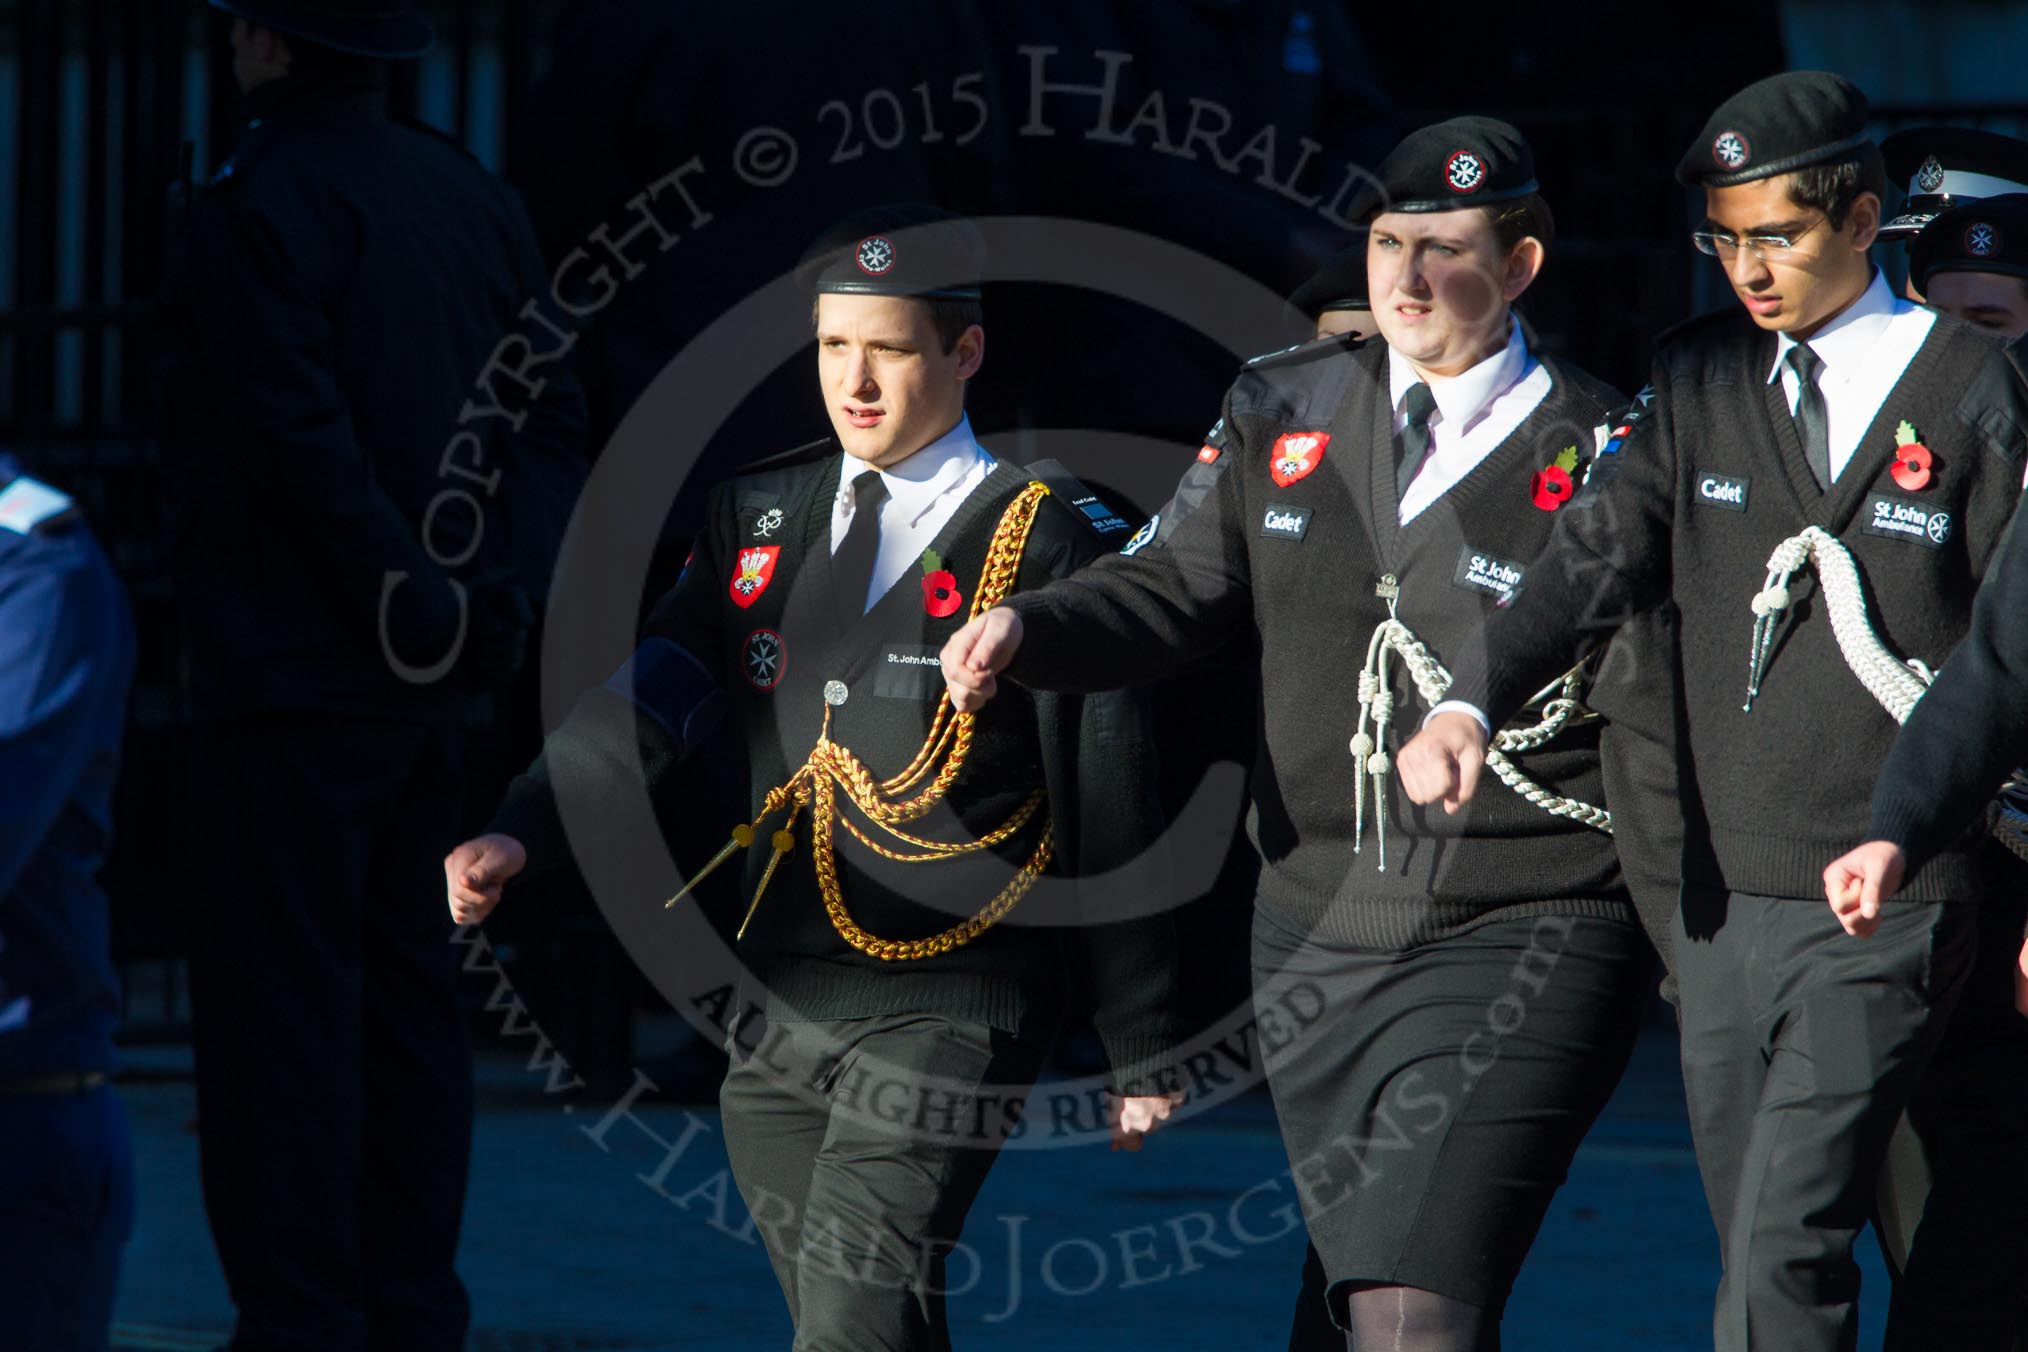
1288, 237, 1370, 316
1352, 117, 1539, 219
1879, 126, 2028, 239
1910, 194, 2028, 290
1677, 71, 1871, 188
795, 204, 983, 301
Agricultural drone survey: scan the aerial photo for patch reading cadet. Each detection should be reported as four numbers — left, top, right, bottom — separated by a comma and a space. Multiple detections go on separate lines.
1452, 545, 1525, 599
874, 644, 944, 699
1694, 470, 1750, 512
1260, 503, 1311, 541
1862, 494, 1953, 549
743, 629, 784, 690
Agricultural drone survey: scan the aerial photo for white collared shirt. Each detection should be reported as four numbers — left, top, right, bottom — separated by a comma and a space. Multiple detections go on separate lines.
1768, 269, 1935, 483
1390, 316, 1552, 525
831, 414, 996, 612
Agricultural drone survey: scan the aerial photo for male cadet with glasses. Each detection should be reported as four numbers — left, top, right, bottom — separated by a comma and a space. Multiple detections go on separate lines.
0, 460, 136, 1351
1878, 126, 2028, 300
1394, 73, 2028, 1351
442, 207, 1180, 1350
157, 2, 586, 1347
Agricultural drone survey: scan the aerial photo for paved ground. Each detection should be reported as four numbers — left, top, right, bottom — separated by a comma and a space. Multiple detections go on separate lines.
110, 1021, 1893, 1350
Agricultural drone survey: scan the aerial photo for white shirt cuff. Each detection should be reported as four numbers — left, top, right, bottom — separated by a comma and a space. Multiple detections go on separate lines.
1425, 700, 1491, 737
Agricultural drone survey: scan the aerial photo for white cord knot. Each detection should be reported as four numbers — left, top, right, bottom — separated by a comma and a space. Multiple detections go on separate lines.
1349, 732, 1374, 759
1366, 751, 1391, 776
1751, 585, 1790, 616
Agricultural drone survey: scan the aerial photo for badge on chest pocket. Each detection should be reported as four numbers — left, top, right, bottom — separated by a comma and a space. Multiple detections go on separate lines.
1862, 493, 1952, 549
1694, 470, 1750, 512
1452, 545, 1525, 600
873, 644, 945, 699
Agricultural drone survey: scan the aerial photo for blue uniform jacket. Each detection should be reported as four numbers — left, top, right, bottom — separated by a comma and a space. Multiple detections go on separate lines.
0, 457, 136, 1077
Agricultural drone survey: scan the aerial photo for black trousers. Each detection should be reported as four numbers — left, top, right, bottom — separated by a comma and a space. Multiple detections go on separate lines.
1673, 888, 1973, 1352
1881, 850, 2028, 1352
188, 717, 474, 1352
718, 1007, 1047, 1352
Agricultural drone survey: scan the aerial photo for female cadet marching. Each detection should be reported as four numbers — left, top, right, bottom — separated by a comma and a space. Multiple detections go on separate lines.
942, 119, 1652, 1350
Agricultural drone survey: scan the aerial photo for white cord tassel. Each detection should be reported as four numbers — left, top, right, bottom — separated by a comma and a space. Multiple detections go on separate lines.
1350, 616, 1613, 863
1736, 527, 2028, 865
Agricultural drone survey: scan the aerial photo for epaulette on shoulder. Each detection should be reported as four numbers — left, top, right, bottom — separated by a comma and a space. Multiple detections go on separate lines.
733, 437, 838, 478
1023, 458, 1136, 545
1654, 307, 1743, 383
205, 119, 280, 190
0, 475, 79, 536
1242, 330, 1366, 372
1538, 355, 1622, 424
1233, 331, 1365, 426
395, 115, 482, 163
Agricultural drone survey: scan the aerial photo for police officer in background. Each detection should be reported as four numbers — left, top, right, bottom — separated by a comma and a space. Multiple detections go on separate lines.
156, 2, 585, 1347
1877, 126, 2028, 299
0, 459, 136, 1351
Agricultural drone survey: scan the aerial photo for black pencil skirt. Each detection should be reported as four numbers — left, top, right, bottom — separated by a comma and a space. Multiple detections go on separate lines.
1251, 901, 1648, 1318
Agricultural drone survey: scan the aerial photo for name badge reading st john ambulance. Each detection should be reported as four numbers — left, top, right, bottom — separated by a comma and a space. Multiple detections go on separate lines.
1452, 545, 1525, 599
1862, 493, 1953, 549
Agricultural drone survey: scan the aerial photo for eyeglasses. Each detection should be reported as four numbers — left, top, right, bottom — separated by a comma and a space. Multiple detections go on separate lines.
1690, 216, 1827, 260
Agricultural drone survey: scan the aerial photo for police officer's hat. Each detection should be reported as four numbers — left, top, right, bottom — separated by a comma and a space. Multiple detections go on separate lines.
1909, 194, 2028, 292
796, 204, 984, 302
207, 0, 434, 59
1677, 71, 1871, 188
1879, 127, 2028, 239
1288, 237, 1370, 317
1352, 118, 1540, 219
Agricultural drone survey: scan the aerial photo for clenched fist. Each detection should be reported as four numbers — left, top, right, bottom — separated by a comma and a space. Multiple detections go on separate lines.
1396, 712, 1489, 815
940, 607, 1024, 712
443, 833, 527, 926
1820, 840, 1907, 939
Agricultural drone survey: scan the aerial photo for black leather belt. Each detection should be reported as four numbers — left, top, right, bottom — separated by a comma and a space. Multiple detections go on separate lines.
0, 1069, 107, 1098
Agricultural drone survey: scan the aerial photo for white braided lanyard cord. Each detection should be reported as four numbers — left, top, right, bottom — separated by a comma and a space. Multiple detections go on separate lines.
1742, 525, 2028, 865
1347, 616, 1611, 872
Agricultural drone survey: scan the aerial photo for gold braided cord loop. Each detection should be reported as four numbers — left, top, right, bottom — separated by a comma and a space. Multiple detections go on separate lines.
732, 480, 1060, 960
1742, 527, 2028, 866
1348, 616, 1610, 871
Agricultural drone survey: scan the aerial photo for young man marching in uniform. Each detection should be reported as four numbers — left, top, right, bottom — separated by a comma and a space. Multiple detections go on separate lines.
444, 207, 1180, 1350
945, 119, 1653, 1350
1396, 73, 2028, 1351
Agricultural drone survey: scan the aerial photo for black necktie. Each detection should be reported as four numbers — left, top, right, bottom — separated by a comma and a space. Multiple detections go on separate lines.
1398, 382, 1438, 501
1787, 345, 1831, 491
831, 469, 889, 613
